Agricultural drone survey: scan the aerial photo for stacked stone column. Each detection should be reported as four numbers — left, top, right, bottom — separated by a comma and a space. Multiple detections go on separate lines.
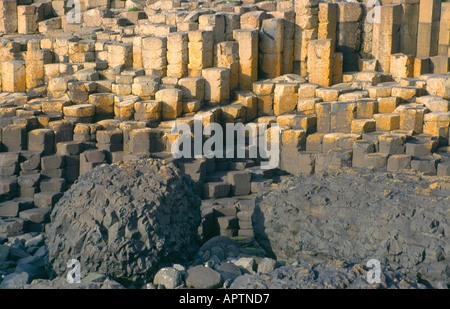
253, 81, 274, 116
198, 14, 226, 48
233, 29, 258, 91
360, 1, 373, 60
202, 67, 231, 106
307, 39, 333, 87
223, 13, 241, 41
270, 10, 295, 75
68, 40, 95, 64
142, 36, 167, 78
336, 1, 363, 72
107, 43, 132, 69
240, 11, 269, 30
389, 53, 415, 82
167, 32, 189, 78
293, 0, 319, 76
424, 112, 450, 137
215, 41, 239, 91
156, 88, 183, 120
133, 36, 143, 69
372, 4, 402, 73
399, 0, 420, 56
2, 61, 26, 93
259, 18, 284, 79
438, 2, 450, 57
274, 83, 298, 116
0, 0, 18, 34
188, 30, 214, 77
18, 5, 38, 35
53, 37, 78, 63
134, 101, 162, 124
318, 2, 337, 55
26, 48, 53, 90
416, 0, 441, 58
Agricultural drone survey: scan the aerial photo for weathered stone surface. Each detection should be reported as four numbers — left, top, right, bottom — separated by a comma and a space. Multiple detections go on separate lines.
253, 167, 450, 288
45, 159, 201, 286
202, 67, 231, 105
155, 88, 183, 120
307, 39, 333, 86
230, 260, 423, 289
185, 265, 223, 289
0, 272, 30, 289
216, 261, 242, 282
153, 267, 183, 289
23, 275, 125, 289
2, 61, 26, 93
233, 29, 258, 90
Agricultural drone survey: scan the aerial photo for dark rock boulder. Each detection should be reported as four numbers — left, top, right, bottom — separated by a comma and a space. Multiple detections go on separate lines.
45, 159, 202, 286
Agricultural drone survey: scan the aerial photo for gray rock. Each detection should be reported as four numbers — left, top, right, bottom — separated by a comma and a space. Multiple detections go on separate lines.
216, 261, 242, 282
153, 267, 183, 289
199, 236, 240, 253
45, 159, 201, 286
257, 257, 277, 274
210, 255, 221, 266
0, 218, 25, 237
0, 272, 30, 289
82, 273, 108, 283
229, 274, 256, 289
25, 246, 40, 256
172, 264, 186, 273
24, 234, 45, 248
230, 260, 425, 289
16, 254, 46, 268
202, 250, 211, 261
0, 261, 15, 271
100, 278, 125, 289
144, 283, 157, 289
11, 232, 39, 243
233, 257, 256, 274
223, 279, 233, 288
185, 265, 223, 289
210, 246, 225, 260
23, 276, 125, 289
224, 244, 240, 259
253, 167, 450, 288
0, 244, 8, 262
227, 171, 251, 196
8, 246, 30, 261
19, 208, 51, 224
23, 278, 67, 290
204, 260, 215, 269
15, 263, 46, 280
33, 245, 48, 258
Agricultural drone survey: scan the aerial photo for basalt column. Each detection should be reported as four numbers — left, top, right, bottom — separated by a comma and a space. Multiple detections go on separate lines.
294, 0, 319, 76
416, 0, 441, 58
372, 4, 402, 73
233, 29, 258, 91
259, 18, 284, 79
336, 1, 363, 72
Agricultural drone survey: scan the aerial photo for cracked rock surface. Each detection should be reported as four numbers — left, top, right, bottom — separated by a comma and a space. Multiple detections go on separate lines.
253, 167, 450, 288
45, 158, 202, 285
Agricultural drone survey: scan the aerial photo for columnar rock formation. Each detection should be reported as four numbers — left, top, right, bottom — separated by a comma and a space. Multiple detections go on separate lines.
0, 0, 449, 245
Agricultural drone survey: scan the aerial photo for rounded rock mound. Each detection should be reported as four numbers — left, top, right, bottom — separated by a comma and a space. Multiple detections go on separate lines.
45, 159, 201, 286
